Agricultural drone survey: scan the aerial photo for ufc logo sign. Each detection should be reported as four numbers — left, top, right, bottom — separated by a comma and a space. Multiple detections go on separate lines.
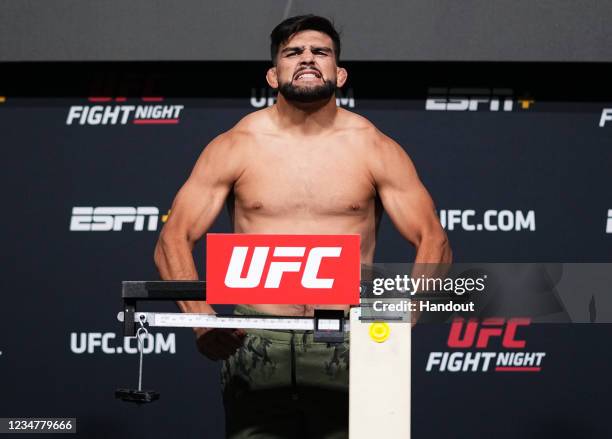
206, 234, 360, 304
225, 246, 342, 289
447, 318, 530, 349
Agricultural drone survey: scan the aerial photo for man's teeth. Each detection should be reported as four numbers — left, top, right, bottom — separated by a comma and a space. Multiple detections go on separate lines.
297, 73, 318, 79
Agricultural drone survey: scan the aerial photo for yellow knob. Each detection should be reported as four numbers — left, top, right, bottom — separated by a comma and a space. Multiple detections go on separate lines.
369, 322, 390, 343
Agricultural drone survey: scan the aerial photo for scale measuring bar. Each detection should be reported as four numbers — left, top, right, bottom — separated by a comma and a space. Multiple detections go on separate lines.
117, 311, 349, 332
120, 280, 351, 339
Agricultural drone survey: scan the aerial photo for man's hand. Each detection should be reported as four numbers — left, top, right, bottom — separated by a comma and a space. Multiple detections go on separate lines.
195, 328, 247, 361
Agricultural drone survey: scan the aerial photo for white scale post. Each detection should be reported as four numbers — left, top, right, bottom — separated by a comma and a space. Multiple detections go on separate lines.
349, 308, 411, 439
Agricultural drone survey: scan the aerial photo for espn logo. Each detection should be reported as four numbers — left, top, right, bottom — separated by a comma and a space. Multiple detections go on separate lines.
207, 234, 360, 304
70, 207, 159, 231
448, 318, 530, 349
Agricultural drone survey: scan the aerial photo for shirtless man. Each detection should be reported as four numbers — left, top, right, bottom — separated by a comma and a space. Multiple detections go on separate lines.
154, 14, 451, 439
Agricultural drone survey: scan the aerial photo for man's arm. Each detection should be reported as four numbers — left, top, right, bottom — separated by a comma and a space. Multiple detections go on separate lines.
154, 132, 242, 310
370, 131, 451, 325
154, 132, 248, 360
370, 131, 452, 264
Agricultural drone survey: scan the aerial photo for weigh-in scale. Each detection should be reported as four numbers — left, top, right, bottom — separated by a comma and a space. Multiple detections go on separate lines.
116, 280, 411, 439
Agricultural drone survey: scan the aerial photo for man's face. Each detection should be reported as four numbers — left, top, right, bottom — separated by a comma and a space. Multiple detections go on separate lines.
268, 30, 347, 103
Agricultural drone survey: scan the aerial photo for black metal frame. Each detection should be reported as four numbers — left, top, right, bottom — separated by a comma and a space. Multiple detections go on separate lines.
121, 281, 206, 336
120, 281, 348, 341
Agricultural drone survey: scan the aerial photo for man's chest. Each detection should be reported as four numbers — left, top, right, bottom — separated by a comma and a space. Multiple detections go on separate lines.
233, 145, 375, 215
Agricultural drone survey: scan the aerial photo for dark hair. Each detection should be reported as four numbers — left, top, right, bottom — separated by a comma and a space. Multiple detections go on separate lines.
270, 15, 341, 64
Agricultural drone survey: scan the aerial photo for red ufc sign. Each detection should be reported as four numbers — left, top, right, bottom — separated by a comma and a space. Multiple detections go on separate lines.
447, 318, 531, 349
206, 234, 360, 304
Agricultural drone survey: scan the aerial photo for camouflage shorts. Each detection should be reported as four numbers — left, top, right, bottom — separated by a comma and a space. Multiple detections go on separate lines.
221, 305, 349, 439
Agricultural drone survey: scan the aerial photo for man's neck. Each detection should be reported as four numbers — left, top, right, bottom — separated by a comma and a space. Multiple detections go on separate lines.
273, 94, 338, 135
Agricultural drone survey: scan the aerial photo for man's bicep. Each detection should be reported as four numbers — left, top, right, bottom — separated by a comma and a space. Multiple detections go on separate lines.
373, 137, 441, 245
165, 178, 230, 244
163, 136, 240, 244
380, 181, 440, 245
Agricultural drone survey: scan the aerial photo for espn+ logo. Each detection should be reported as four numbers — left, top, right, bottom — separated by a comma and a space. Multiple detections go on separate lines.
207, 234, 360, 305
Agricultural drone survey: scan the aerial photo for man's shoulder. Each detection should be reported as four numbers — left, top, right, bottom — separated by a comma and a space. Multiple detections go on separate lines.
337, 108, 387, 145
231, 108, 275, 137
204, 110, 268, 151
338, 108, 375, 131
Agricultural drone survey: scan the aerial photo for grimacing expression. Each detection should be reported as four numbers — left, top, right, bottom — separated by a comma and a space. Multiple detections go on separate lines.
268, 30, 347, 103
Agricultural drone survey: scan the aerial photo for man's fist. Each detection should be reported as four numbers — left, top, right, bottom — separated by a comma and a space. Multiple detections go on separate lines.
195, 328, 247, 361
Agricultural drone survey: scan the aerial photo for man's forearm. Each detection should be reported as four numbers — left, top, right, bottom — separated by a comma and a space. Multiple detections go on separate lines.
414, 234, 452, 264
154, 235, 215, 315
412, 234, 452, 281
411, 233, 452, 325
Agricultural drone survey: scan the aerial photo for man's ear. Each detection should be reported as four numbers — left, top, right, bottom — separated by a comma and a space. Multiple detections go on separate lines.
266, 67, 279, 89
336, 67, 348, 88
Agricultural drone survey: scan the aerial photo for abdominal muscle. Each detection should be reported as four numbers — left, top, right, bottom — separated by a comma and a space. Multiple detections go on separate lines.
233, 213, 375, 317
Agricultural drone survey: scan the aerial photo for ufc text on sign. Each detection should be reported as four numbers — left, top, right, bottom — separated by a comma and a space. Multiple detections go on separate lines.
206, 234, 360, 304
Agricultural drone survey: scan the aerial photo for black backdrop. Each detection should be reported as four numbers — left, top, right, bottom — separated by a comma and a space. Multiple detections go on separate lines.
1, 62, 611, 438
